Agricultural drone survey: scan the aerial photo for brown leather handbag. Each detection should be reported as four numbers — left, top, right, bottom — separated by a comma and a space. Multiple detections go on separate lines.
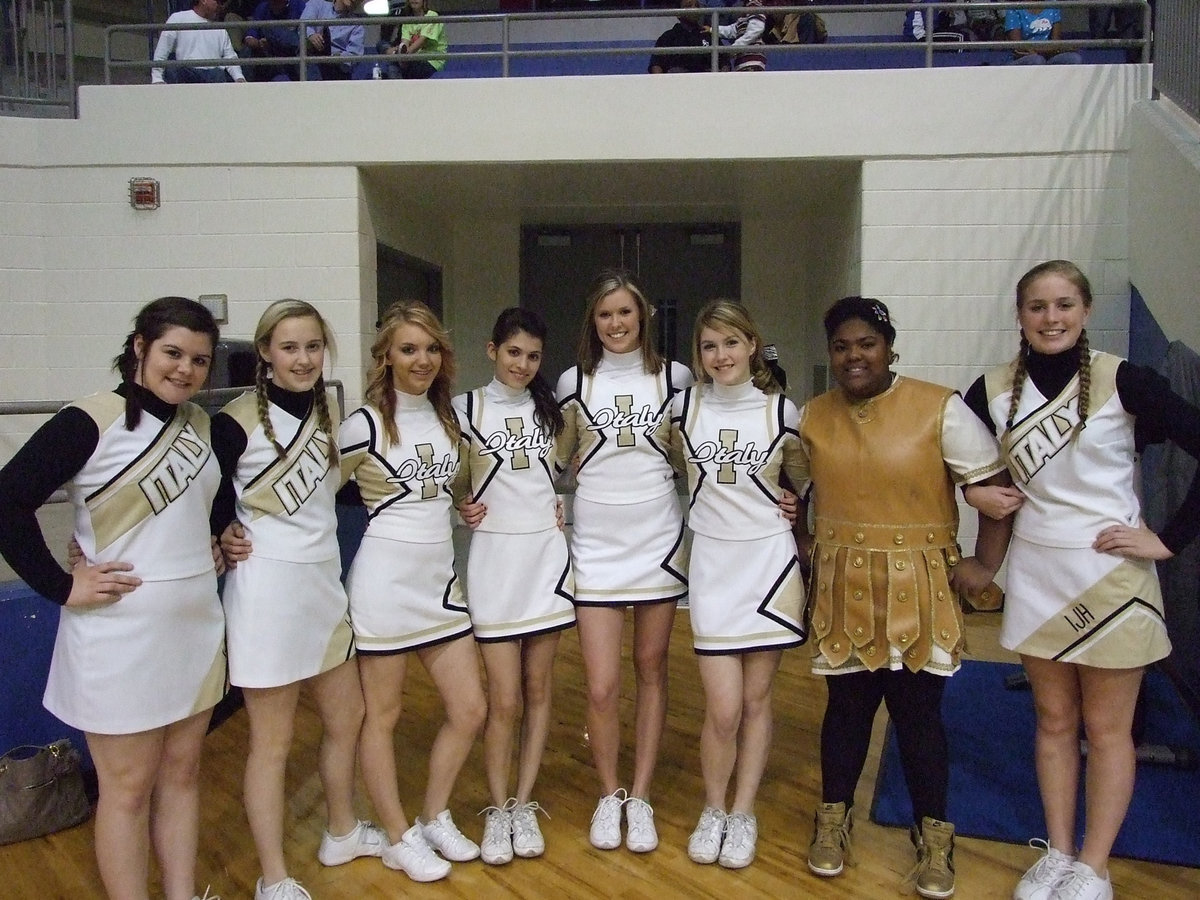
0, 739, 92, 844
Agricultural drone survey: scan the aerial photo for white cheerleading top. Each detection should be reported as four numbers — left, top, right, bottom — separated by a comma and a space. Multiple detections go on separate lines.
453, 379, 560, 534
219, 391, 340, 562
985, 350, 1143, 549
67, 391, 219, 582
671, 380, 807, 540
339, 391, 461, 544
556, 348, 693, 505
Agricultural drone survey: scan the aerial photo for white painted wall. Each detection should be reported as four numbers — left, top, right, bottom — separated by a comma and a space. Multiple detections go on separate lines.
1128, 98, 1200, 351
0, 63, 1161, 472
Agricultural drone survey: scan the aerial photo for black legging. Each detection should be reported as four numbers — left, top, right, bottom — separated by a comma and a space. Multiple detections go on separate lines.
820, 667, 949, 825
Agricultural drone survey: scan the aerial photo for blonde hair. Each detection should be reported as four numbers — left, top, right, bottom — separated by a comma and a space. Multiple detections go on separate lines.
254, 299, 338, 465
691, 299, 780, 393
576, 268, 665, 376
1006, 260, 1094, 441
365, 299, 460, 448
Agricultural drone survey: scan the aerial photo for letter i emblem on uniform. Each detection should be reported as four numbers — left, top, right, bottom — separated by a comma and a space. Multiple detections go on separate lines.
615, 394, 636, 447
505, 417, 530, 469
416, 442, 438, 499
718, 429, 738, 484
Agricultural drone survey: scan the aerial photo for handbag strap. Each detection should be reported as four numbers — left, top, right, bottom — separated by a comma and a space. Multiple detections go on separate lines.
0, 740, 74, 773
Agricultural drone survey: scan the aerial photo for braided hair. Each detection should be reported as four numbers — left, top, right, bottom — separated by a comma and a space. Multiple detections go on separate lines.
1010, 260, 1094, 441
253, 299, 339, 466
365, 300, 460, 449
691, 298, 781, 394
112, 296, 219, 431
490, 307, 564, 438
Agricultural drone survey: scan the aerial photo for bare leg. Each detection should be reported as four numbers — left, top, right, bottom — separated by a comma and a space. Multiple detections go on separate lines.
87, 729, 164, 900
1076, 664, 1143, 875
151, 710, 213, 900
730, 649, 782, 814
418, 635, 487, 819
1022, 655, 1082, 855
576, 605, 626, 795
310, 657, 367, 837
697, 654, 743, 811
357, 652, 411, 843
629, 601, 676, 799
241, 683, 303, 886
514, 632, 562, 803
480, 640, 522, 806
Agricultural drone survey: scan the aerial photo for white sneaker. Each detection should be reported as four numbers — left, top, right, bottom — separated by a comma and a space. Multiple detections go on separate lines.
718, 811, 758, 869
687, 806, 726, 864
382, 825, 452, 883
511, 801, 547, 858
624, 796, 658, 853
419, 809, 481, 862
1013, 839, 1075, 900
589, 789, 627, 850
479, 804, 514, 866
254, 877, 311, 900
317, 819, 387, 866
1052, 861, 1113, 900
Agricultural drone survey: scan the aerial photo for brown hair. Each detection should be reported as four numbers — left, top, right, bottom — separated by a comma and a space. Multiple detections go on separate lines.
253, 299, 338, 466
365, 299, 460, 448
1006, 260, 1094, 441
576, 268, 665, 376
691, 298, 780, 393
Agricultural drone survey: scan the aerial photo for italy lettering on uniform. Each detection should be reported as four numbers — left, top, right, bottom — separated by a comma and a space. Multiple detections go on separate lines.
689, 432, 771, 483
139, 422, 210, 513
588, 395, 667, 447
389, 442, 458, 499
482, 418, 553, 471
1009, 401, 1078, 483
272, 432, 332, 515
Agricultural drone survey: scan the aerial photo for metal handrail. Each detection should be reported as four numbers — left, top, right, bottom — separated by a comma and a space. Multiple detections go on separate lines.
103, 2, 1152, 82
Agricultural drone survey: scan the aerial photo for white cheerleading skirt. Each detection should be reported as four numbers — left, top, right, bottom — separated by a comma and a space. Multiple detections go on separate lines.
570, 492, 689, 606
688, 531, 806, 655
223, 554, 355, 688
346, 533, 472, 654
1001, 534, 1171, 668
466, 526, 576, 642
44, 571, 226, 734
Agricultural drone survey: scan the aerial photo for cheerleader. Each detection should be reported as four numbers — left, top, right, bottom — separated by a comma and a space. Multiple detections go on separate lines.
964, 261, 1200, 900
555, 269, 692, 852
0, 297, 225, 900
669, 300, 807, 869
340, 299, 486, 882
452, 308, 576, 865
211, 300, 378, 900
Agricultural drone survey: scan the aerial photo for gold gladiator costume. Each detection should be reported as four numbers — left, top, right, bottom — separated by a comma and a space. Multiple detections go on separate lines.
799, 377, 1004, 675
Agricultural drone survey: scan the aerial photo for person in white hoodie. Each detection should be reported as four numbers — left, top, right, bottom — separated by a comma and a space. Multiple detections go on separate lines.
152, 0, 246, 83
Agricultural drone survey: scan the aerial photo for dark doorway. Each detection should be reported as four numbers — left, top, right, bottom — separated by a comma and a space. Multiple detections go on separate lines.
376, 242, 443, 328
520, 223, 740, 384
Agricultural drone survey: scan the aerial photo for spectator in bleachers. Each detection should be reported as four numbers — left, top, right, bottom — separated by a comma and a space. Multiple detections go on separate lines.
385, 0, 448, 79
1004, 6, 1082, 65
242, 0, 305, 81
712, 0, 767, 72
903, 0, 971, 43
769, 0, 827, 46
302, 0, 371, 80
152, 0, 247, 83
648, 0, 715, 74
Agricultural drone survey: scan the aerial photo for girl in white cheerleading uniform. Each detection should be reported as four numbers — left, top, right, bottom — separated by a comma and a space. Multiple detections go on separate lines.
555, 269, 692, 853
339, 299, 485, 882
453, 308, 576, 866
964, 261, 1200, 900
0, 297, 224, 900
670, 300, 807, 870
212, 300, 379, 900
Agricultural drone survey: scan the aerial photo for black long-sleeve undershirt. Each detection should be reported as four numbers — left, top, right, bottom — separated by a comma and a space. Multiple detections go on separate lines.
964, 352, 1200, 553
